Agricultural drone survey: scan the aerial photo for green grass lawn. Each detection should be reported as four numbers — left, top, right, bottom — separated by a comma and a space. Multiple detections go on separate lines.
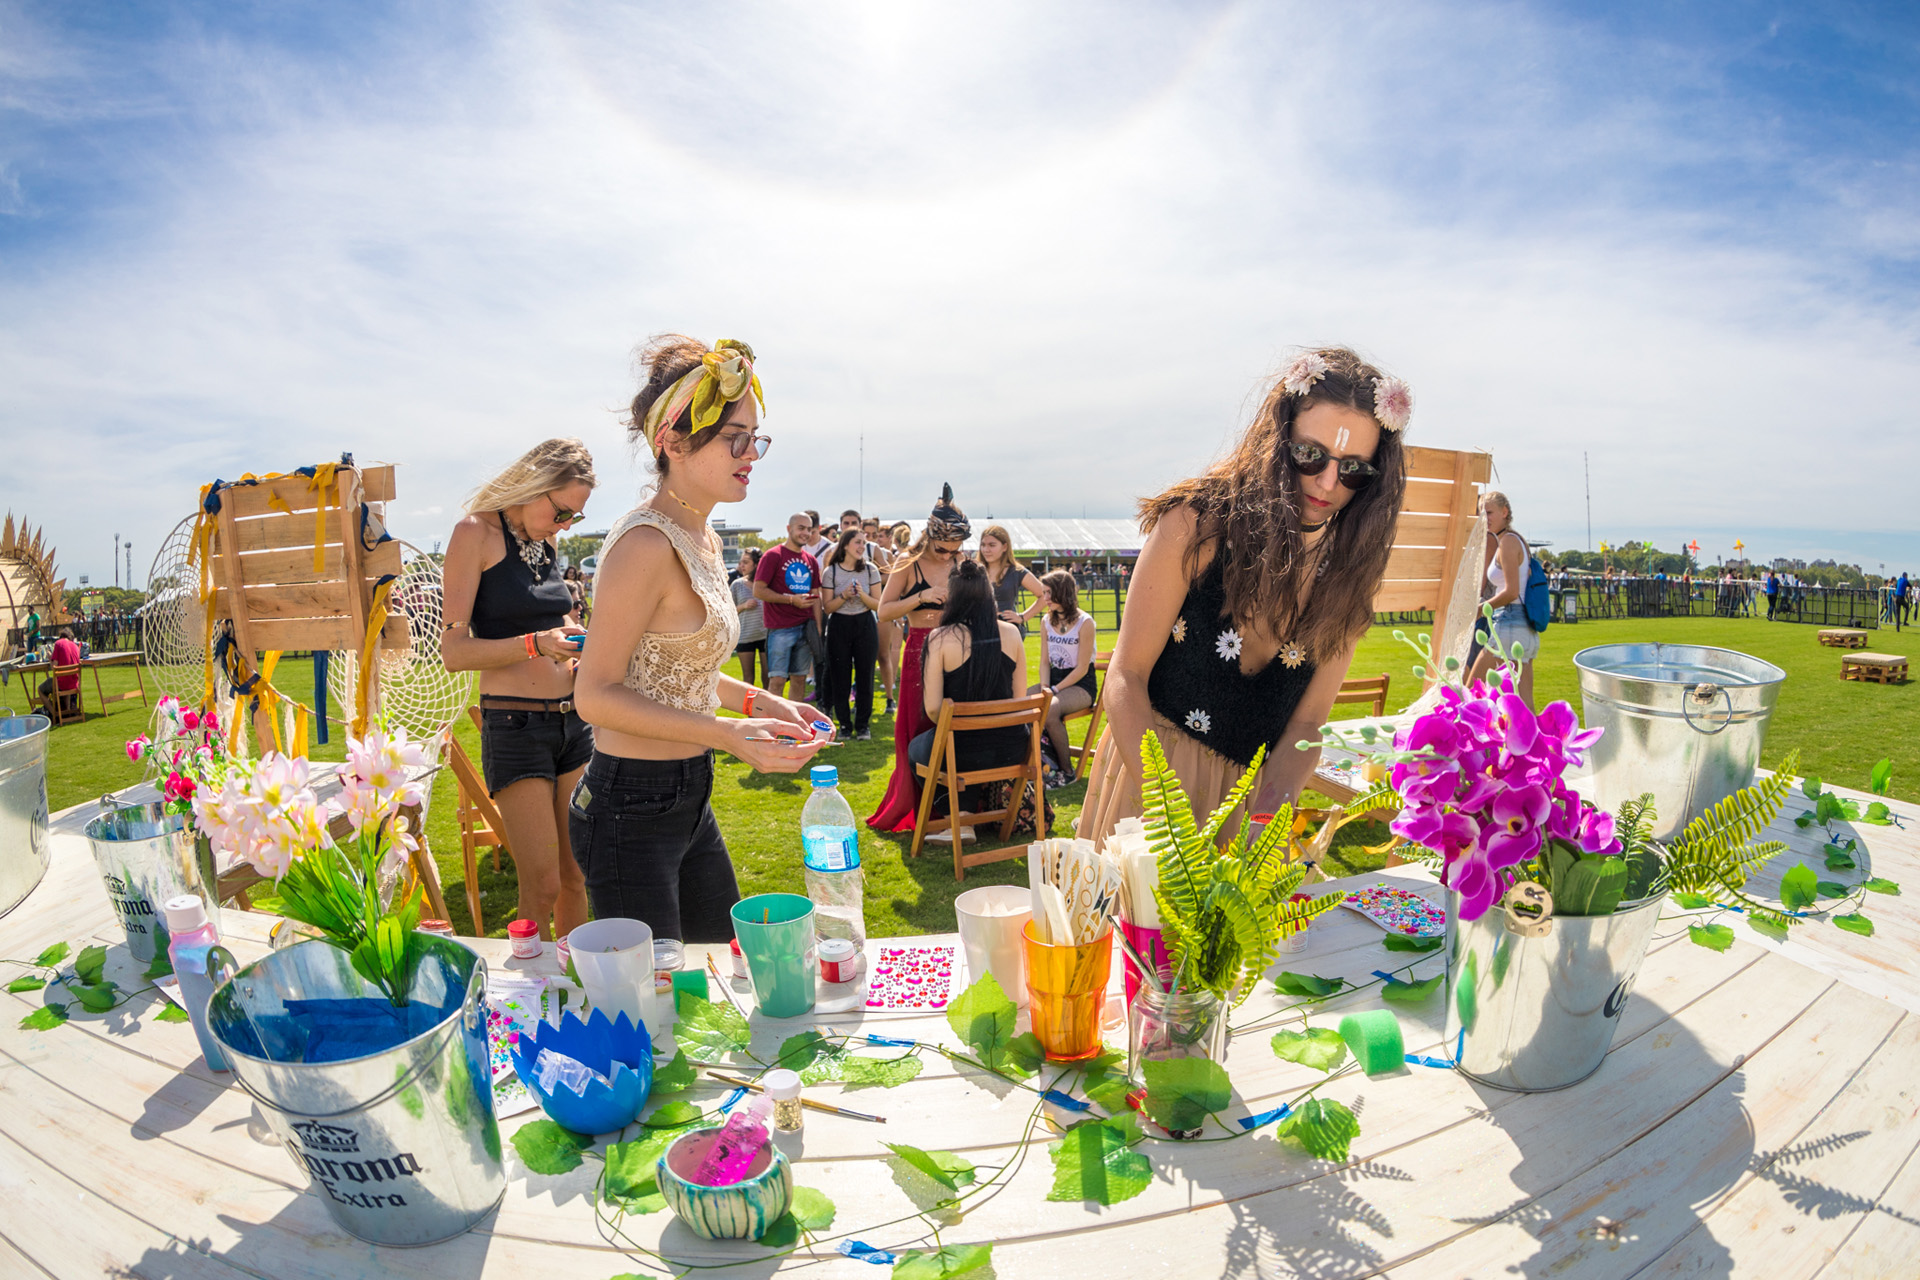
20, 612, 1916, 939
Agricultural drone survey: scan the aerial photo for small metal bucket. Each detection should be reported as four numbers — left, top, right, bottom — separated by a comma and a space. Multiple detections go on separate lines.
207, 936, 505, 1246
1575, 643, 1786, 841
1444, 891, 1666, 1092
82, 801, 215, 963
0, 715, 51, 919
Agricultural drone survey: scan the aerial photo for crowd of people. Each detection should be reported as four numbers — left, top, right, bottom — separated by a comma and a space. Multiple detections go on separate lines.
440, 335, 1414, 952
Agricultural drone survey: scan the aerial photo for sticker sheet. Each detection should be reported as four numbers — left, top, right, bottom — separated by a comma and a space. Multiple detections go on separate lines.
1341, 883, 1448, 937
863, 945, 958, 1011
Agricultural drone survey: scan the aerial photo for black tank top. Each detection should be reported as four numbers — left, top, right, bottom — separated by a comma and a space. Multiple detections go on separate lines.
471, 512, 573, 640
943, 617, 1025, 759
1146, 549, 1318, 767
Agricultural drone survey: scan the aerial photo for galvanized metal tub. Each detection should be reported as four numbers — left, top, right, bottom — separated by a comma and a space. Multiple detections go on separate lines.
207, 936, 504, 1246
82, 802, 215, 963
1574, 643, 1785, 841
0, 715, 51, 919
1444, 891, 1667, 1092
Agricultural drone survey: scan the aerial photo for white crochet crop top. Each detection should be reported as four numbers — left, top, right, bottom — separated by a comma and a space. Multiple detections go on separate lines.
598, 505, 740, 716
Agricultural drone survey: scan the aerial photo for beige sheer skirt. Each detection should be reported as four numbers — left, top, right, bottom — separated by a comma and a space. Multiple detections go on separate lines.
1076, 712, 1282, 849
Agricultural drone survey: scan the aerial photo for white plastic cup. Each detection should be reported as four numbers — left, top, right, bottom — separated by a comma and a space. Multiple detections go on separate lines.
955, 885, 1033, 1008
565, 918, 660, 1043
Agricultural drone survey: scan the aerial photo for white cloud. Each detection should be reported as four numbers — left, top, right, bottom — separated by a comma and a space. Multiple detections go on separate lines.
2, 0, 1917, 587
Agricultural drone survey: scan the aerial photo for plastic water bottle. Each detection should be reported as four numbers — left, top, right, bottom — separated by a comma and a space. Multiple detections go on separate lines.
163, 895, 229, 1073
801, 765, 866, 953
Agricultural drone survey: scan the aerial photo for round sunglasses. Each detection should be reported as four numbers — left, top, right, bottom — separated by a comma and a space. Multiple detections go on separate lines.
1285, 438, 1380, 490
726, 430, 772, 460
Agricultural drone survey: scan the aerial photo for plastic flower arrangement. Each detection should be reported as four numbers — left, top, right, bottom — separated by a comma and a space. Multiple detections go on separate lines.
192, 725, 431, 1005
1385, 674, 1618, 921
125, 695, 234, 814
1322, 614, 1814, 937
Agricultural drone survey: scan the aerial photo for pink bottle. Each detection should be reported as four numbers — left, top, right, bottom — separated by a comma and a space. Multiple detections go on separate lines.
691, 1095, 774, 1186
164, 895, 229, 1073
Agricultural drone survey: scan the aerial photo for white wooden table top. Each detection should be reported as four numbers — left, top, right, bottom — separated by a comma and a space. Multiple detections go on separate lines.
3, 779, 1918, 1279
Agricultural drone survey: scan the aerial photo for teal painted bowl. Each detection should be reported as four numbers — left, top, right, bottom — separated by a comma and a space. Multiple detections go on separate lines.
657, 1128, 793, 1241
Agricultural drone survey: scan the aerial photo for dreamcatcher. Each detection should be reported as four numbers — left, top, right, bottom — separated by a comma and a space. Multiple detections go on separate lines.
326, 541, 473, 743
141, 504, 473, 749
142, 514, 210, 706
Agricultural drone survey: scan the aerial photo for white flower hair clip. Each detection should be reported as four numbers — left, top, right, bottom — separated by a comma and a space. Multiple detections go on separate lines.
1372, 376, 1412, 433
1280, 352, 1329, 397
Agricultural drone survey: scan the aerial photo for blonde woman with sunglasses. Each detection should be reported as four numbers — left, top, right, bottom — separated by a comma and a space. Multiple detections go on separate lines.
442, 436, 598, 940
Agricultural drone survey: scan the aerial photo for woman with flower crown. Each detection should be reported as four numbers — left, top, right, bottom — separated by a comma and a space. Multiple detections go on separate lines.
1078, 346, 1413, 846
571, 336, 827, 944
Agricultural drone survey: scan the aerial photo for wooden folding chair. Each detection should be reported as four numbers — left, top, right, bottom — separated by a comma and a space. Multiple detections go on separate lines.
41, 665, 83, 725
909, 691, 1051, 880
1060, 652, 1111, 781
447, 706, 510, 934
1333, 672, 1391, 717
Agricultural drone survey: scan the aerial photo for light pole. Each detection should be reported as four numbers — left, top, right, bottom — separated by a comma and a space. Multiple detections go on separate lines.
125, 542, 134, 592
114, 533, 121, 589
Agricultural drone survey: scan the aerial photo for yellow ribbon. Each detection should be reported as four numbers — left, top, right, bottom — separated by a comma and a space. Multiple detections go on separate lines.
352, 578, 395, 738
641, 339, 765, 453
307, 462, 340, 574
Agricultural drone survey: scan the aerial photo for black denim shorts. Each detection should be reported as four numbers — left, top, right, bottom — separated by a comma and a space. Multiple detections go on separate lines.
566, 751, 739, 943
479, 705, 594, 795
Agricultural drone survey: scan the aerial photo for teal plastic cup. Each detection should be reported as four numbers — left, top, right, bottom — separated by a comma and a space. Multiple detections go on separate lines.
731, 894, 818, 1018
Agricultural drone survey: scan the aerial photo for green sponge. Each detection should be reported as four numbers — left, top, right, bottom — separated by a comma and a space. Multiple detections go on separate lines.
671, 968, 709, 1001
1338, 1009, 1405, 1076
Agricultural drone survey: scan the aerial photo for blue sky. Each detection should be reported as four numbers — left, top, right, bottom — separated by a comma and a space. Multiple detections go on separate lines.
3, 1, 1918, 586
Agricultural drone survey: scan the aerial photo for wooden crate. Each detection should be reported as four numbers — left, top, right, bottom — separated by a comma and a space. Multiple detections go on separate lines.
1819, 629, 1869, 649
1842, 652, 1908, 684
207, 465, 408, 658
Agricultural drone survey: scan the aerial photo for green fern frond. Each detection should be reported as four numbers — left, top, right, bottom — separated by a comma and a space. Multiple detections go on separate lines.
1342, 782, 1400, 818
1674, 752, 1799, 856
1199, 744, 1266, 850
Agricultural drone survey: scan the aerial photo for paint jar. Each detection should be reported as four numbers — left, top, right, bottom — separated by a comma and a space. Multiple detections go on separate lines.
818, 938, 858, 984
508, 919, 541, 959
764, 1068, 804, 1133
729, 937, 749, 981
417, 919, 456, 938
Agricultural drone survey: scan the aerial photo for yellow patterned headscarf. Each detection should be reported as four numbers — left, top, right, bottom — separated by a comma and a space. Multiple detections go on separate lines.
643, 339, 766, 454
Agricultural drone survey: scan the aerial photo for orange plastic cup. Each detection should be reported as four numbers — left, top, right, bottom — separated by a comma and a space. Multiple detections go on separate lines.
1023, 921, 1113, 1062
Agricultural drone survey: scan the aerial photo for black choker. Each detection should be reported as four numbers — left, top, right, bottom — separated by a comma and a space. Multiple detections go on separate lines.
1301, 518, 1328, 533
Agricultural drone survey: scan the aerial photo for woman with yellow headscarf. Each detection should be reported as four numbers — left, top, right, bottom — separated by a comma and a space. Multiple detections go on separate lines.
571, 335, 829, 943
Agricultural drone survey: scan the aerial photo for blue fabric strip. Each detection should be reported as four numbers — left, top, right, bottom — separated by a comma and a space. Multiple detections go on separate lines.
861, 1033, 916, 1047
838, 1241, 897, 1264
1239, 1103, 1293, 1131
718, 1087, 747, 1114
1372, 970, 1406, 985
1041, 1089, 1091, 1112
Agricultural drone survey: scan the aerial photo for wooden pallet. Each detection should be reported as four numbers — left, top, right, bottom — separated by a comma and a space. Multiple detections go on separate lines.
1820, 628, 1869, 649
1842, 652, 1908, 683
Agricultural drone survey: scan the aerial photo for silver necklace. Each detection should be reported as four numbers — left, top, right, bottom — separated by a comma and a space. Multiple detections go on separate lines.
509, 518, 550, 573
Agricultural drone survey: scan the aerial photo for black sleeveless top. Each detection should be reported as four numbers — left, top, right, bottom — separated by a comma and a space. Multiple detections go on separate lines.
942, 616, 1025, 760
471, 512, 573, 640
1146, 550, 1318, 767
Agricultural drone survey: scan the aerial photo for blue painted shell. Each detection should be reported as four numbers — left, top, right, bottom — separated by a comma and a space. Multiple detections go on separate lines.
657, 1131, 793, 1241
509, 1007, 653, 1135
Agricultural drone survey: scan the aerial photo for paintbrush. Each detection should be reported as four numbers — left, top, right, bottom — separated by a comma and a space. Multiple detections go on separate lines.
704, 1070, 887, 1123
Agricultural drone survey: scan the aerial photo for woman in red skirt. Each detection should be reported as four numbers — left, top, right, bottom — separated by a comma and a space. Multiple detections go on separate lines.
866, 485, 969, 831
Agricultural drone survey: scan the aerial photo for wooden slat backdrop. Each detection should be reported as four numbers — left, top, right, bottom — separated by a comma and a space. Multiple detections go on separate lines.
5, 774, 1916, 1278
1376, 446, 1493, 643
206, 464, 406, 656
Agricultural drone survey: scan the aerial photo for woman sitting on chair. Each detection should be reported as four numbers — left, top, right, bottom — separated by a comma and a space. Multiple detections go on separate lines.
911, 561, 1031, 838
1078, 346, 1411, 847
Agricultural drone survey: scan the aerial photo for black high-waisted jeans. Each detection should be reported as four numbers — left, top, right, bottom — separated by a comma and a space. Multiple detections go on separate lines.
567, 751, 740, 943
